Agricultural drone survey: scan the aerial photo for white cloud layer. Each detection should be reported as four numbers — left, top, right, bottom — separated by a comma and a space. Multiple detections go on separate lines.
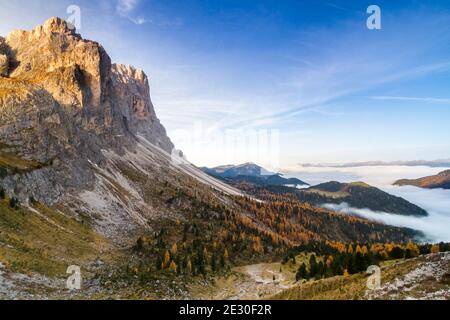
323, 201, 450, 243
287, 165, 450, 243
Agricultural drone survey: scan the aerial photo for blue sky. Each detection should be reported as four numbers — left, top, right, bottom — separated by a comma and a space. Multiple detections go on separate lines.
1, 0, 450, 168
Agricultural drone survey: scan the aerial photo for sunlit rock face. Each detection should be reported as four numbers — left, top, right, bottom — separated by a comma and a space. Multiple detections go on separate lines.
111, 63, 174, 152
0, 17, 173, 202
6, 17, 110, 111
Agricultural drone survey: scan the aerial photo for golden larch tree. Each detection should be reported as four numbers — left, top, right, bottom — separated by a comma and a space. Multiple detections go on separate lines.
169, 261, 177, 273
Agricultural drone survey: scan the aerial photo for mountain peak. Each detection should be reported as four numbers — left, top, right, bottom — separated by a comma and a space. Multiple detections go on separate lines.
205, 163, 286, 179
237, 162, 258, 167
42, 17, 76, 35
0, 18, 173, 202
112, 63, 147, 82
438, 169, 450, 176
5, 17, 78, 42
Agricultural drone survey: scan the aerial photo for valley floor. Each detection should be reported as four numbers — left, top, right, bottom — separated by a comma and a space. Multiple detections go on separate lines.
191, 252, 449, 300
190, 254, 309, 299
0, 251, 448, 300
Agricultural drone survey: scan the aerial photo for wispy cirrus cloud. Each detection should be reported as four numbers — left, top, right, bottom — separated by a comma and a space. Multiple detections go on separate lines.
219, 59, 450, 131
370, 95, 450, 104
116, 0, 149, 25
116, 0, 137, 15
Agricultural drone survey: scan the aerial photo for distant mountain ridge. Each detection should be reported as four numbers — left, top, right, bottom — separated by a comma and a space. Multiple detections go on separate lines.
203, 162, 276, 177
202, 163, 309, 187
394, 170, 450, 189
301, 159, 450, 168
301, 181, 428, 216
204, 164, 427, 216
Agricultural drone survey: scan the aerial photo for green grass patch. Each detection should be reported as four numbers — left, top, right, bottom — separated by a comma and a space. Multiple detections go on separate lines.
0, 199, 107, 277
0, 152, 43, 174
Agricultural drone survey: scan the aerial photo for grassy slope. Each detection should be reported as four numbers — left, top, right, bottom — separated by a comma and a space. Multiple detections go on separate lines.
271, 258, 422, 300
0, 199, 109, 277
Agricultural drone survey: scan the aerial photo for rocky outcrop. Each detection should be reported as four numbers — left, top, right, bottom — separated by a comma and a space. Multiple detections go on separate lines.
0, 54, 8, 77
5, 18, 111, 109
0, 17, 173, 203
0, 37, 9, 76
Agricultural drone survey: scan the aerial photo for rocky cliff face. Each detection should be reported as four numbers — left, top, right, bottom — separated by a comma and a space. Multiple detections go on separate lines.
111, 63, 173, 152
0, 17, 173, 204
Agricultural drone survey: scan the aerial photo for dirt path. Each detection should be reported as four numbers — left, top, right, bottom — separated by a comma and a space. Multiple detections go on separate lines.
191, 260, 301, 300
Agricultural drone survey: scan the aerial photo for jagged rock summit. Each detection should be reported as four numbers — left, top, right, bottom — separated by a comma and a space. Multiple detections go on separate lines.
0, 17, 173, 203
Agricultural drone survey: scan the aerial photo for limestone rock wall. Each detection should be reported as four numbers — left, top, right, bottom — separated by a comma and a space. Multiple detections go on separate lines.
0, 17, 174, 203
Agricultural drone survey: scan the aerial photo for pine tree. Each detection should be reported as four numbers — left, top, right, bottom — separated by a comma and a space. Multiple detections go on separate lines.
182, 255, 188, 270
332, 258, 344, 276
316, 261, 324, 279
0, 188, 5, 199
175, 255, 182, 275
197, 248, 206, 274
325, 266, 333, 277
309, 254, 317, 278
156, 256, 163, 270
389, 246, 404, 259
134, 237, 144, 252
354, 252, 365, 272
211, 253, 217, 272
296, 263, 308, 281
9, 196, 19, 209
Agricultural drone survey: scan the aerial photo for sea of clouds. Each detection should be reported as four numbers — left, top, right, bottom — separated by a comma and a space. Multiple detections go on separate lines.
286, 165, 450, 242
